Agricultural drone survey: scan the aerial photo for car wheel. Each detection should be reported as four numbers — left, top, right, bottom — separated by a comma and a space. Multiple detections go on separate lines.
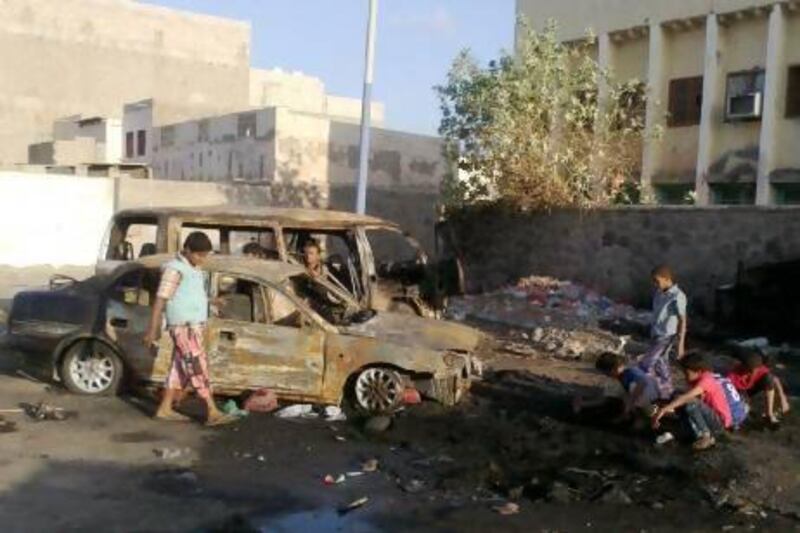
353, 367, 403, 415
60, 340, 123, 396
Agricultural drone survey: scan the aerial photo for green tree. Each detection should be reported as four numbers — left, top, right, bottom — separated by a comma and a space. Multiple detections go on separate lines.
437, 19, 656, 211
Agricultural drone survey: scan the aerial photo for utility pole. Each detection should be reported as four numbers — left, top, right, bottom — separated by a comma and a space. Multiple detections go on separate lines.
355, 0, 378, 214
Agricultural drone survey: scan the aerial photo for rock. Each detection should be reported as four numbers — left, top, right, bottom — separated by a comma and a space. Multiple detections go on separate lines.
492, 502, 520, 515
532, 327, 544, 342
548, 481, 573, 504
652, 501, 664, 510
364, 415, 392, 434
361, 458, 379, 472
599, 484, 632, 505
400, 478, 426, 494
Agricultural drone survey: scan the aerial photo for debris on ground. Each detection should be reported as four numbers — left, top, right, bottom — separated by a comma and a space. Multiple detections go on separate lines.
274, 404, 315, 419
323, 474, 346, 485
447, 275, 651, 330
364, 415, 392, 434
338, 496, 368, 515
23, 402, 75, 422
446, 275, 651, 361
492, 502, 520, 515
323, 406, 347, 422
0, 416, 17, 433
222, 399, 248, 418
153, 447, 191, 460
243, 389, 279, 413
399, 478, 426, 494
361, 458, 379, 472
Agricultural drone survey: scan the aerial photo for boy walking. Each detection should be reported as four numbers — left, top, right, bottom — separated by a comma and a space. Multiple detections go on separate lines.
143, 232, 231, 426
639, 265, 687, 400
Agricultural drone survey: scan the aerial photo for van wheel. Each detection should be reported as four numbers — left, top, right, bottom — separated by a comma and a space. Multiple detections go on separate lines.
60, 340, 123, 396
352, 367, 403, 415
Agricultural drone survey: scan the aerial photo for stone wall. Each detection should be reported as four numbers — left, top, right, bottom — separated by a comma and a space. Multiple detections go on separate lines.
448, 206, 800, 314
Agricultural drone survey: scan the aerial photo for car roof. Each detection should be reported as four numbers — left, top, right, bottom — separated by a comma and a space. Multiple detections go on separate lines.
133, 254, 306, 283
115, 205, 398, 229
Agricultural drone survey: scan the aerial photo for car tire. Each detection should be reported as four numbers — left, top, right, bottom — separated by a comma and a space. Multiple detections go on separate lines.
350, 367, 404, 416
60, 339, 123, 396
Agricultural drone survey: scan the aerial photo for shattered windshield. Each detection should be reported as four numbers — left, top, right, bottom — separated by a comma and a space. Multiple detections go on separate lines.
285, 274, 373, 326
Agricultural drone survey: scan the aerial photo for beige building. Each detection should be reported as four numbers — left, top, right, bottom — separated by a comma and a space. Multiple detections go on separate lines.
517, 0, 800, 205
0, 0, 253, 168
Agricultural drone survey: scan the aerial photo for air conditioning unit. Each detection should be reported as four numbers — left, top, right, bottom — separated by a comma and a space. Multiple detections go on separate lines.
726, 92, 762, 120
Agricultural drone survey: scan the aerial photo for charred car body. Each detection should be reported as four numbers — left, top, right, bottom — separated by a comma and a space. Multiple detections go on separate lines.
6, 255, 481, 414
99, 206, 464, 317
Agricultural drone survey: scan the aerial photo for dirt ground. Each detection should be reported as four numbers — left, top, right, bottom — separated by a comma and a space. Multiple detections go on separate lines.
0, 319, 798, 533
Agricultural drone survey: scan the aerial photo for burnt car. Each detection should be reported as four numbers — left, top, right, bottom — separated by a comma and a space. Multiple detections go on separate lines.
6, 255, 481, 414
98, 206, 464, 317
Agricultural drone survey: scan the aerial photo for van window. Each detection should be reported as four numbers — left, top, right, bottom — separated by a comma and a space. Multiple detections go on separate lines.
229, 229, 279, 259
283, 229, 362, 297
180, 227, 221, 253
107, 217, 158, 260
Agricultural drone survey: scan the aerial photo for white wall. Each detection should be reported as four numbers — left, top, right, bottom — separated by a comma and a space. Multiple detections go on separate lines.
0, 172, 114, 267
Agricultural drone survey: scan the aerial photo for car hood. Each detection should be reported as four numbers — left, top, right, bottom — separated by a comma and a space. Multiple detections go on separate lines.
343, 312, 482, 352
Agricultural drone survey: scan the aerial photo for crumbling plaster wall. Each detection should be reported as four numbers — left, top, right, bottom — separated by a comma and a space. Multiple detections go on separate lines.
449, 206, 800, 314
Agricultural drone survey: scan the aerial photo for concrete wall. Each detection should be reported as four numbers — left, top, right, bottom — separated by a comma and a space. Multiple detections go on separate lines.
0, 0, 251, 167
0, 172, 115, 267
0, 171, 441, 271
449, 205, 800, 313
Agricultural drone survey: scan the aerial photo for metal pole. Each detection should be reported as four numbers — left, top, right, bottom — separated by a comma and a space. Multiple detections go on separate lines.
355, 0, 378, 214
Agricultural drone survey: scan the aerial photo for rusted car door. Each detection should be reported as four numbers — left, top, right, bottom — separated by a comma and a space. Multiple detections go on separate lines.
206, 275, 325, 397
105, 267, 173, 383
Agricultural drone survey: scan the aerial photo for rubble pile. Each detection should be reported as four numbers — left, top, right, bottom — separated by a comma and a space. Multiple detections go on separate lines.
447, 275, 652, 360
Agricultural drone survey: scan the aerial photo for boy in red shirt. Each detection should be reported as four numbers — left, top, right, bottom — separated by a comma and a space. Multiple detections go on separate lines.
728, 350, 790, 426
652, 353, 731, 451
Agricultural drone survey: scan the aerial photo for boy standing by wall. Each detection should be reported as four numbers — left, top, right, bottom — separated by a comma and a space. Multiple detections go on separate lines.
639, 265, 687, 400
143, 232, 230, 426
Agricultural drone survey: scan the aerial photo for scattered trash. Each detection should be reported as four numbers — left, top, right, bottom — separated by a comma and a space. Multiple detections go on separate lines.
222, 399, 249, 418
361, 458, 379, 472
507, 486, 525, 501
492, 502, 520, 515
597, 484, 633, 505
338, 496, 368, 515
257, 455, 265, 462
402, 388, 422, 405
323, 474, 346, 485
364, 415, 392, 434
23, 402, 75, 422
275, 404, 315, 419
334, 435, 347, 442
346, 472, 365, 478
735, 337, 770, 350
399, 478, 426, 494
655, 432, 675, 446
548, 481, 574, 504
153, 447, 191, 460
323, 405, 347, 422
244, 389, 279, 413
0, 416, 17, 433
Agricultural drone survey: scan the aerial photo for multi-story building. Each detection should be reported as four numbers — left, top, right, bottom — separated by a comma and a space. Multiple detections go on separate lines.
517, 0, 800, 205
0, 0, 253, 168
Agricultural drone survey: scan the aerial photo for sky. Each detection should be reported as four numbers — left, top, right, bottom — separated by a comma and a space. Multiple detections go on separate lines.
144, 0, 516, 136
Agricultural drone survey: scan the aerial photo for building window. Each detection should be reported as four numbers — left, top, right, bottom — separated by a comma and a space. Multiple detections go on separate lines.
786, 65, 800, 118
710, 183, 755, 205
198, 119, 210, 142
136, 130, 146, 156
725, 70, 765, 121
667, 76, 703, 127
160, 126, 176, 148
125, 131, 134, 158
654, 184, 695, 205
237, 113, 257, 138
773, 184, 800, 205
